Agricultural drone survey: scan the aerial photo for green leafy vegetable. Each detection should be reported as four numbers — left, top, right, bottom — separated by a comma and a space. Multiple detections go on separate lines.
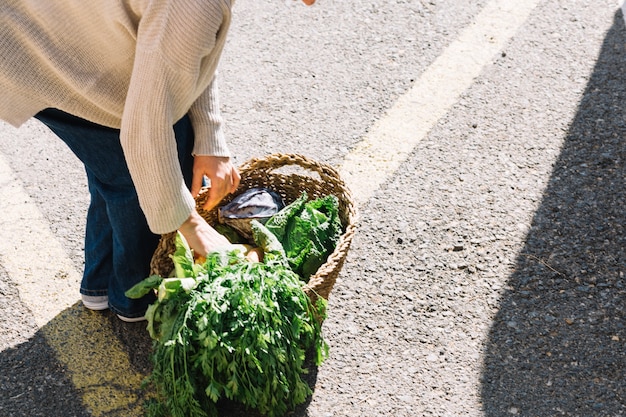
170, 231, 196, 278
124, 274, 162, 299
126, 229, 328, 417
213, 223, 246, 244
265, 192, 343, 278
250, 219, 286, 263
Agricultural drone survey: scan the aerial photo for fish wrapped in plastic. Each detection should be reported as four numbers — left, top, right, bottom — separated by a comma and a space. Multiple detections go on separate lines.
217, 187, 285, 240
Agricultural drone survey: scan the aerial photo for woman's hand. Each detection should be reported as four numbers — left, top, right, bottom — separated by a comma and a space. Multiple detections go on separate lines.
191, 155, 240, 211
179, 210, 231, 257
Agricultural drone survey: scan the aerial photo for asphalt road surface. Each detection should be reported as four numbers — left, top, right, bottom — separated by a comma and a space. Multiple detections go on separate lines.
0, 1, 625, 416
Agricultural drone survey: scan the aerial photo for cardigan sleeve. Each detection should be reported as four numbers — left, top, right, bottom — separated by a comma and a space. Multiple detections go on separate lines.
119, 0, 231, 234
188, 73, 231, 157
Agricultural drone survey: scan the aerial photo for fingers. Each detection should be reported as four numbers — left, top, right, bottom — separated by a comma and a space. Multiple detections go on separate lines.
230, 167, 241, 192
191, 156, 241, 211
202, 170, 236, 211
179, 211, 231, 257
202, 186, 223, 211
190, 171, 204, 198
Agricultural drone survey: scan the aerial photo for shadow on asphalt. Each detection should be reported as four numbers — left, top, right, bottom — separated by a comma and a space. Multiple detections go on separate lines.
0, 330, 88, 417
481, 10, 626, 416
0, 305, 154, 417
0, 303, 320, 417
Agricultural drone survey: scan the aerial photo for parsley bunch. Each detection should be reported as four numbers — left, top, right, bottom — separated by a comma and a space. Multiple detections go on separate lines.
127, 221, 328, 417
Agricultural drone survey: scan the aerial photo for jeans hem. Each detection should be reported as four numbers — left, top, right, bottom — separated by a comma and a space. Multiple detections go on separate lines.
108, 304, 147, 319
80, 288, 108, 297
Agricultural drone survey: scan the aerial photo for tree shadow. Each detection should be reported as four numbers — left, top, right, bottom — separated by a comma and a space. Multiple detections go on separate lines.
481, 10, 626, 416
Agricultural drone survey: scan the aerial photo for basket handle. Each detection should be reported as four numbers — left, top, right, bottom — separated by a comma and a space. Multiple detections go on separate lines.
238, 153, 342, 184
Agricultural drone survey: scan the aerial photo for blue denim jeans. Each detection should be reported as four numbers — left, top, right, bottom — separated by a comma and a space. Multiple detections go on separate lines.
35, 108, 195, 318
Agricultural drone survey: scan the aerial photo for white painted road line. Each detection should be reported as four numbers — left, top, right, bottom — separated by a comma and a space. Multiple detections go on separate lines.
0, 152, 81, 327
0, 151, 146, 416
339, 0, 542, 205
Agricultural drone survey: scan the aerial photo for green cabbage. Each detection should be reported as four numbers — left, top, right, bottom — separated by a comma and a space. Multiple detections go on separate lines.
265, 192, 343, 279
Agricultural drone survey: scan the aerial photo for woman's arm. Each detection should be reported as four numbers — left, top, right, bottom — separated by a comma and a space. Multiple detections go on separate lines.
120, 0, 232, 239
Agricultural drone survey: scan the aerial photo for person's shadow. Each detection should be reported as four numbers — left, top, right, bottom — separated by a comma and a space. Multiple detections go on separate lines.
481, 10, 626, 416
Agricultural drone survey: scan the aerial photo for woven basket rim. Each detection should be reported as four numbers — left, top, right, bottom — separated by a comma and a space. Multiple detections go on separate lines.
150, 153, 358, 301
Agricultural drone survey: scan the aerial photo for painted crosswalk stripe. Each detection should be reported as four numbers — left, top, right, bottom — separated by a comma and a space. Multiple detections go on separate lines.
0, 152, 146, 417
340, 0, 542, 205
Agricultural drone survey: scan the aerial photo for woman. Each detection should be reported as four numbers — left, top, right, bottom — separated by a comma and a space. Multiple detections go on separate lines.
0, 0, 314, 321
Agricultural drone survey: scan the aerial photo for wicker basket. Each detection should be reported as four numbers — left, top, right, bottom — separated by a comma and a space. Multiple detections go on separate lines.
150, 153, 358, 302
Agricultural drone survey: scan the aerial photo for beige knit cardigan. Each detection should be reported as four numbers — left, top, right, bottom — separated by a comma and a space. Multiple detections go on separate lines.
0, 0, 233, 233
